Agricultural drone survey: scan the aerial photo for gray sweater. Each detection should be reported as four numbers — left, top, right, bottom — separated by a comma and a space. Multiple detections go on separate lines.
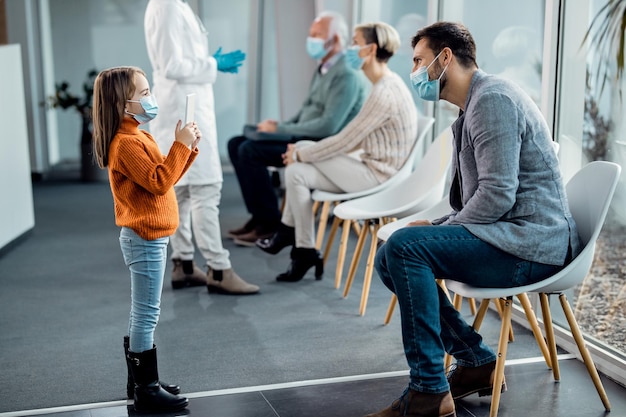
434, 70, 581, 266
275, 54, 369, 139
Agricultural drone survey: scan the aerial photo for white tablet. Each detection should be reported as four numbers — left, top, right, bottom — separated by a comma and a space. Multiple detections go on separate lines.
184, 93, 196, 124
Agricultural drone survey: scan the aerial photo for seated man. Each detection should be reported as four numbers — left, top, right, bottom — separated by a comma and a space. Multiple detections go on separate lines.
366, 22, 581, 417
227, 10, 369, 246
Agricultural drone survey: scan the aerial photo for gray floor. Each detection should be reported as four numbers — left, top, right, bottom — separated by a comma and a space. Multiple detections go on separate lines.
0, 167, 624, 416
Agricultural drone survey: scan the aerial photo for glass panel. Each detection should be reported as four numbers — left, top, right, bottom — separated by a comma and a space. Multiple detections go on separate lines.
199, 0, 251, 160
435, 1, 545, 136
557, 0, 626, 358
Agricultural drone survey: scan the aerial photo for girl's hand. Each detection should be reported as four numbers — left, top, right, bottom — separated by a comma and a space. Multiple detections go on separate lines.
175, 121, 199, 147
282, 143, 296, 166
191, 124, 202, 149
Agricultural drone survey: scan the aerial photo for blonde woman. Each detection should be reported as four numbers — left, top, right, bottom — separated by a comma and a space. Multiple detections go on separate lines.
257, 22, 418, 282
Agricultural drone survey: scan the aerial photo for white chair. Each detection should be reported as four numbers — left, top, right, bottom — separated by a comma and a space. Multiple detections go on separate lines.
444, 160, 619, 417
311, 115, 435, 252
331, 127, 453, 316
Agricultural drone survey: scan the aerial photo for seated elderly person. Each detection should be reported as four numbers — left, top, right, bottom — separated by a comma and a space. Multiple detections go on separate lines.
256, 21, 418, 283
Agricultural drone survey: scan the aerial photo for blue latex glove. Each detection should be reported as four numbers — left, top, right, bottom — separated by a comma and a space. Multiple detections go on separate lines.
213, 47, 246, 73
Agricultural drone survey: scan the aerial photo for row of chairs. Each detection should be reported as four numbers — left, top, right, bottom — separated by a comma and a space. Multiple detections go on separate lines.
308, 119, 619, 416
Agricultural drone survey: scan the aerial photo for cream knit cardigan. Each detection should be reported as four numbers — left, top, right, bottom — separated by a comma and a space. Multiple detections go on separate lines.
296, 71, 418, 183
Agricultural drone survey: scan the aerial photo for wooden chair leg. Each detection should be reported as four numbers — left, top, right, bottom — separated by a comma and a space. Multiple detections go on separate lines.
539, 293, 560, 380
315, 201, 331, 250
384, 294, 397, 325
342, 219, 370, 298
334, 219, 351, 289
469, 298, 477, 315
322, 215, 342, 265
351, 219, 361, 236
493, 299, 515, 342
517, 293, 552, 369
312, 200, 320, 217
559, 293, 611, 411
359, 222, 380, 316
472, 298, 491, 331
489, 297, 513, 417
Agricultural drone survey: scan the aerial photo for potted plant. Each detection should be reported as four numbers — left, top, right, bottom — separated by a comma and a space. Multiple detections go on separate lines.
48, 69, 99, 181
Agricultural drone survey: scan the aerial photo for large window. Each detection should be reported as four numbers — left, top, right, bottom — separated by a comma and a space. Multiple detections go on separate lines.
556, 0, 626, 364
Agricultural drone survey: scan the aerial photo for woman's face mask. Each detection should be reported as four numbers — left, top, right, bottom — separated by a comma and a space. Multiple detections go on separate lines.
306, 36, 332, 60
126, 95, 159, 124
409, 50, 449, 101
345, 44, 371, 70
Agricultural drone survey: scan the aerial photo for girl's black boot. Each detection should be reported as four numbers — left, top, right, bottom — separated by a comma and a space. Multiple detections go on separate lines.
124, 336, 180, 398
276, 247, 323, 282
127, 347, 188, 413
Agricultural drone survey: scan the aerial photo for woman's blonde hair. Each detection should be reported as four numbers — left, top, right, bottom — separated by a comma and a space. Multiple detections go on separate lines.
354, 22, 401, 63
92, 66, 145, 168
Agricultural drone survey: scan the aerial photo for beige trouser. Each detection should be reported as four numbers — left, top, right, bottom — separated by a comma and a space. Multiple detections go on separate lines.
282, 142, 379, 248
170, 183, 231, 270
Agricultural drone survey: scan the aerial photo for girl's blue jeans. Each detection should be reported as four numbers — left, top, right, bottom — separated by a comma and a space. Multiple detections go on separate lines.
375, 225, 561, 394
119, 227, 169, 353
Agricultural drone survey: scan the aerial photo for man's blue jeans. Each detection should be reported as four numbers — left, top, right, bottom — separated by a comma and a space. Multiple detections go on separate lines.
119, 227, 169, 353
375, 225, 561, 394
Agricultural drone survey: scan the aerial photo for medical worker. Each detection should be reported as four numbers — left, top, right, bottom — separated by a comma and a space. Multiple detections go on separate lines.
144, 0, 259, 295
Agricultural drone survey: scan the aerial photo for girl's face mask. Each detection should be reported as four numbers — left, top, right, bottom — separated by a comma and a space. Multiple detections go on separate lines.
126, 95, 159, 124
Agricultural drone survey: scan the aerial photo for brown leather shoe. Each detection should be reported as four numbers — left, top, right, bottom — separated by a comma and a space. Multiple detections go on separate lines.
447, 361, 507, 399
233, 228, 275, 247
365, 389, 455, 417
171, 259, 207, 289
228, 218, 257, 239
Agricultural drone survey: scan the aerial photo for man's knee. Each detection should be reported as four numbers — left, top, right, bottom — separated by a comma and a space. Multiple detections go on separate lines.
227, 135, 246, 162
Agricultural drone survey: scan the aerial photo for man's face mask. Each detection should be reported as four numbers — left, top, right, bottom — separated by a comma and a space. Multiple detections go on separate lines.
126, 95, 159, 124
409, 50, 449, 101
306, 36, 332, 60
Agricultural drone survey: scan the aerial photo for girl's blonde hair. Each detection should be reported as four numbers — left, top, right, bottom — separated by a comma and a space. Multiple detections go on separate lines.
92, 66, 146, 168
354, 22, 401, 63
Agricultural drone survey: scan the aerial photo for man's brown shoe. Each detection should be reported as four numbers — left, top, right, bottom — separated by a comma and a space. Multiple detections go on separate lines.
364, 389, 456, 417
233, 228, 275, 247
447, 361, 507, 400
227, 218, 257, 239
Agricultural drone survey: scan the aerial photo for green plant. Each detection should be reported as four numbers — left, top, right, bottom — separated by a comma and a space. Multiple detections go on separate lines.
48, 69, 98, 121
583, 0, 626, 95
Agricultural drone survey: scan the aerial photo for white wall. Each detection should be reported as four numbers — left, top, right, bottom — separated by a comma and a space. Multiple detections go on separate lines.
0, 45, 36, 250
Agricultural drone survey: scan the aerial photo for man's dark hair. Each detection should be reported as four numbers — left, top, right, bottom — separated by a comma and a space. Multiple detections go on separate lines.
411, 21, 478, 69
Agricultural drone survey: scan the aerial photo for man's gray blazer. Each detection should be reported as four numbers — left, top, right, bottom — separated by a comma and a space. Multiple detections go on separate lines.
434, 70, 581, 266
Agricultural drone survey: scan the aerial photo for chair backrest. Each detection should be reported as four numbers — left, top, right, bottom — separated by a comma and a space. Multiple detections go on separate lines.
538, 160, 621, 292
311, 115, 434, 202
333, 127, 453, 220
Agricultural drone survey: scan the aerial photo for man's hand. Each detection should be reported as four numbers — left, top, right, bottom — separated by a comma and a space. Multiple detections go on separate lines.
213, 47, 246, 73
407, 219, 432, 227
257, 119, 278, 133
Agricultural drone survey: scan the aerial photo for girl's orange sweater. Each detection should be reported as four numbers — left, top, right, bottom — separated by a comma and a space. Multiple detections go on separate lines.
107, 118, 198, 240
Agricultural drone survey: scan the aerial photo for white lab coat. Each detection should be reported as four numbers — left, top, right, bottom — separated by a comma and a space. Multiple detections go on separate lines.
144, 0, 222, 185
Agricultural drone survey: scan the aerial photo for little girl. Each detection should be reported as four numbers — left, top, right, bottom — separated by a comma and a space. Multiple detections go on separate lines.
92, 66, 200, 412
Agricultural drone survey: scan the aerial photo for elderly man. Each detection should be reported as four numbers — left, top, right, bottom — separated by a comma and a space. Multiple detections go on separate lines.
366, 22, 580, 417
227, 10, 369, 245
